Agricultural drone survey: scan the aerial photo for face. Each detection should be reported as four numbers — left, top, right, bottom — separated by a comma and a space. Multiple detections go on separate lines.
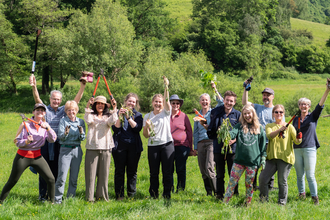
299, 102, 310, 114
199, 95, 210, 110
273, 107, 284, 121
50, 92, 62, 109
125, 97, 136, 109
66, 108, 77, 120
96, 102, 105, 114
243, 109, 253, 123
152, 97, 163, 111
171, 100, 181, 111
33, 107, 46, 118
224, 96, 236, 111
262, 93, 274, 105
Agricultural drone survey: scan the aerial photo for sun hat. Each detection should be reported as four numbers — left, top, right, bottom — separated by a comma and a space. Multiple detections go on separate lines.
33, 103, 47, 111
94, 96, 107, 104
169, 94, 184, 106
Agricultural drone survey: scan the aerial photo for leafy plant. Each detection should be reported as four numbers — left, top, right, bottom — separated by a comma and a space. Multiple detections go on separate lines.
119, 104, 135, 127
200, 70, 216, 88
216, 118, 233, 159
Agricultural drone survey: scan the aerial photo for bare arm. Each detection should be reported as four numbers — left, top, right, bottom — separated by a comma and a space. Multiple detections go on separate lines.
319, 81, 330, 106
30, 76, 43, 104
164, 78, 170, 112
211, 81, 223, 101
74, 81, 86, 104
242, 88, 248, 105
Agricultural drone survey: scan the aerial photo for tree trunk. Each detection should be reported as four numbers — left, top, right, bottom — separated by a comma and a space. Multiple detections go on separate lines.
9, 69, 17, 94
60, 67, 66, 88
42, 65, 50, 94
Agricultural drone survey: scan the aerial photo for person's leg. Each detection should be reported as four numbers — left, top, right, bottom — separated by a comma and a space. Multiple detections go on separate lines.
0, 154, 30, 202
205, 141, 217, 194
294, 148, 305, 195
253, 167, 259, 190
227, 153, 238, 195
303, 147, 318, 197
224, 163, 244, 203
112, 149, 127, 199
126, 148, 141, 197
95, 150, 111, 201
148, 146, 161, 198
54, 147, 72, 203
39, 141, 49, 199
67, 147, 83, 198
245, 166, 258, 204
197, 141, 211, 195
33, 156, 55, 203
277, 160, 292, 205
259, 159, 277, 201
214, 153, 226, 199
85, 150, 99, 202
161, 142, 175, 199
174, 145, 190, 191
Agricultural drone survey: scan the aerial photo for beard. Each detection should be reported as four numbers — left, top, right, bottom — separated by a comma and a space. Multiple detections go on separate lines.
263, 99, 270, 105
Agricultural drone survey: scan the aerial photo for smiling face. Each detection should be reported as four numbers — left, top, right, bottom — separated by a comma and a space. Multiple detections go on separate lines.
299, 102, 311, 114
95, 102, 105, 115
273, 106, 285, 122
243, 109, 253, 124
125, 96, 136, 109
199, 95, 210, 110
66, 108, 77, 121
50, 92, 62, 109
152, 97, 163, 112
224, 96, 236, 112
171, 100, 181, 112
262, 92, 274, 106
33, 107, 46, 120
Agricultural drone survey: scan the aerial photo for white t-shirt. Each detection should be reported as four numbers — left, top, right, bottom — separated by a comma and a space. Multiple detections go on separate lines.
143, 108, 173, 146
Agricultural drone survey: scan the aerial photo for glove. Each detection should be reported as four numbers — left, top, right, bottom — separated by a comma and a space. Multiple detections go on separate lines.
77, 125, 84, 134
261, 156, 266, 170
297, 132, 302, 139
243, 82, 251, 91
64, 125, 71, 136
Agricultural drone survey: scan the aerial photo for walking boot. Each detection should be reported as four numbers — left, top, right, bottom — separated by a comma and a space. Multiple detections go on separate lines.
312, 196, 319, 205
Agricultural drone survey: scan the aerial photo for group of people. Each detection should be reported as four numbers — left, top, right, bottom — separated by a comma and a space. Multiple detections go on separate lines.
0, 75, 328, 207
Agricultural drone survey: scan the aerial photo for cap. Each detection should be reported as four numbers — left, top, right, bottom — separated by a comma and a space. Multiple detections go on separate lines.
33, 103, 47, 111
261, 88, 274, 95
169, 94, 184, 106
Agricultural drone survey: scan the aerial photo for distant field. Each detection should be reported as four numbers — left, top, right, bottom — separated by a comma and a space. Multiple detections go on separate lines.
164, 0, 192, 21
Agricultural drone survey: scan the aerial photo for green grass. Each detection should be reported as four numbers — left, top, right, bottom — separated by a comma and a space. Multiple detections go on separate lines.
164, 0, 192, 22
1, 78, 330, 219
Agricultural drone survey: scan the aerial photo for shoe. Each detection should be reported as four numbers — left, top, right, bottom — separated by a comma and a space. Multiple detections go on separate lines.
116, 197, 124, 201
299, 192, 306, 200
312, 196, 319, 205
216, 194, 224, 200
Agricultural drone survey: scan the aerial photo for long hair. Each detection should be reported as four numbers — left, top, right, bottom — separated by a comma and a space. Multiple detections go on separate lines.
151, 94, 164, 111
239, 104, 261, 135
125, 93, 140, 111
91, 102, 111, 117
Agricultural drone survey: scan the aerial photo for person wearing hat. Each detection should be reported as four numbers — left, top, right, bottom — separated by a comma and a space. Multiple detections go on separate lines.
0, 103, 57, 204
84, 95, 118, 202
169, 94, 193, 192
29, 75, 86, 201
242, 80, 284, 191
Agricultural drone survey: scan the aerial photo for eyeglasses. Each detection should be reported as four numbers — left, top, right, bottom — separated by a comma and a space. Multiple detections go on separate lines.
274, 111, 284, 114
171, 102, 180, 105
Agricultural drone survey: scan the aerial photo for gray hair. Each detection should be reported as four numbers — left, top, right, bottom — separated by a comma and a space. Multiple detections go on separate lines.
298, 97, 311, 107
199, 93, 210, 102
50, 90, 63, 99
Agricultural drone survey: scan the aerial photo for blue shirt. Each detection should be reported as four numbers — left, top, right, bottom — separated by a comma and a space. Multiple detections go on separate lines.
193, 99, 223, 150
207, 106, 241, 153
58, 116, 86, 146
293, 104, 323, 149
45, 105, 66, 135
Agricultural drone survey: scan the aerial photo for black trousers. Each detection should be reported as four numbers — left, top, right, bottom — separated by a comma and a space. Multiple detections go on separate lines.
148, 141, 175, 199
214, 152, 238, 198
112, 141, 141, 198
39, 140, 60, 199
0, 154, 55, 203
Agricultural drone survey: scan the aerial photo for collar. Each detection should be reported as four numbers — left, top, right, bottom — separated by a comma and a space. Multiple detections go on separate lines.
172, 110, 181, 117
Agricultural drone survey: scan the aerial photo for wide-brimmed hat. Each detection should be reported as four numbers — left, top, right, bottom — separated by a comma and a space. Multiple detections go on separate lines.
261, 88, 274, 95
94, 96, 107, 104
169, 94, 184, 106
33, 103, 47, 111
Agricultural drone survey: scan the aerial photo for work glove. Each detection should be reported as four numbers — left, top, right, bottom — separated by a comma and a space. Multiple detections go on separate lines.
296, 132, 302, 139
243, 82, 251, 91
77, 125, 84, 134
65, 125, 71, 136
261, 156, 266, 171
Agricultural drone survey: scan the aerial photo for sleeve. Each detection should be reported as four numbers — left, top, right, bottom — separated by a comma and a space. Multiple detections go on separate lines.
265, 124, 273, 140
215, 98, 224, 108
193, 121, 199, 150
207, 109, 218, 139
84, 108, 94, 125
259, 126, 267, 157
312, 104, 324, 121
107, 111, 118, 127
16, 125, 29, 148
131, 112, 143, 133
58, 118, 68, 141
289, 124, 300, 145
229, 123, 240, 140
111, 110, 121, 134
46, 128, 57, 143
184, 114, 193, 150
79, 118, 86, 141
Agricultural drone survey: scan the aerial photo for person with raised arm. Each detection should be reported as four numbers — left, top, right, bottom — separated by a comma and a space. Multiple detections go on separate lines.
29, 75, 86, 201
143, 76, 174, 199
292, 80, 330, 205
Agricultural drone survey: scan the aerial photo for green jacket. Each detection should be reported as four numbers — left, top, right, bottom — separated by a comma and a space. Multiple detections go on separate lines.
230, 123, 266, 167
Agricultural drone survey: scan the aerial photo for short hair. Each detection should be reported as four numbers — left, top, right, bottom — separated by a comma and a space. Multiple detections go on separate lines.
64, 100, 79, 113
272, 104, 285, 115
199, 93, 210, 102
50, 90, 63, 99
125, 93, 140, 111
298, 97, 311, 107
224, 90, 237, 101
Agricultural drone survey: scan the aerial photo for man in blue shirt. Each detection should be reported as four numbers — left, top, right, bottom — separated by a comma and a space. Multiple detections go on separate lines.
207, 91, 241, 200
30, 76, 86, 201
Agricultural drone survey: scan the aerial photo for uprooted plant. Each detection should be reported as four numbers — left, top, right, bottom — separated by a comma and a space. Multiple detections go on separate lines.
216, 118, 233, 159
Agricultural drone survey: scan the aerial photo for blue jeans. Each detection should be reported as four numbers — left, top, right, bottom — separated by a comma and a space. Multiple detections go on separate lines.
294, 147, 317, 197
171, 145, 190, 191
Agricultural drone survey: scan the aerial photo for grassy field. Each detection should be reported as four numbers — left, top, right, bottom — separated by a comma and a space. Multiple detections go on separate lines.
1, 79, 330, 219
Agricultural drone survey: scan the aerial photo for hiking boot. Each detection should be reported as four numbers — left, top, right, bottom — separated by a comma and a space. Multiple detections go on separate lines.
299, 192, 306, 200
312, 196, 319, 205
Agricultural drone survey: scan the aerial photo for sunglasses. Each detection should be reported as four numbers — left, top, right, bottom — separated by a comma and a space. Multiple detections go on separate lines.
171, 102, 181, 105
274, 111, 284, 114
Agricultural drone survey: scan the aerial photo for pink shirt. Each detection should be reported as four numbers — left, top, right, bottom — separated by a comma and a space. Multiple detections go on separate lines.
170, 111, 193, 150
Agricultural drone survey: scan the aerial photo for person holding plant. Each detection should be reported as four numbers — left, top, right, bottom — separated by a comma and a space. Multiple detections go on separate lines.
143, 76, 174, 199
54, 101, 85, 204
193, 82, 223, 196
292, 80, 330, 205
224, 104, 266, 205
84, 95, 118, 202
0, 103, 57, 204
169, 94, 193, 192
259, 104, 302, 205
207, 91, 241, 200
112, 93, 143, 200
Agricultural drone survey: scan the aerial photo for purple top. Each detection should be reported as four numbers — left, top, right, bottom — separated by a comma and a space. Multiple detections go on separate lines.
16, 119, 57, 151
